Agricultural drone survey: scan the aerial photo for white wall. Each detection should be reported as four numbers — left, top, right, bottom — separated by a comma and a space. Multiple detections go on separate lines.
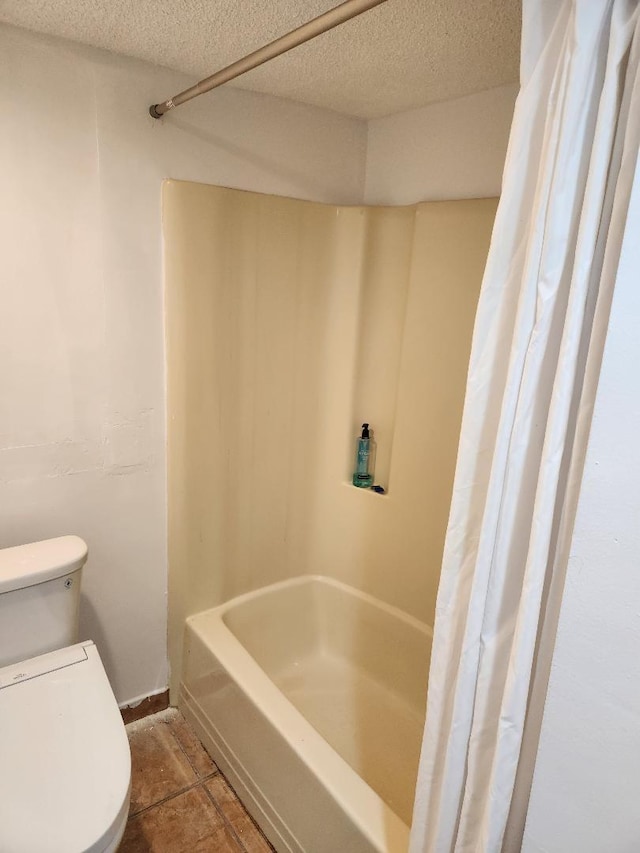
521, 168, 640, 851
0, 23, 367, 705
364, 85, 518, 205
0, 22, 517, 707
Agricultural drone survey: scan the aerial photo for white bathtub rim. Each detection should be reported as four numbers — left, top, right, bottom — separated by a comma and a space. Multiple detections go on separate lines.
196, 573, 433, 640
186, 577, 419, 852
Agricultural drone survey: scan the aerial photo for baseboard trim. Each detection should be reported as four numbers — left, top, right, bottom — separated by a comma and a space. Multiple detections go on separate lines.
120, 688, 170, 724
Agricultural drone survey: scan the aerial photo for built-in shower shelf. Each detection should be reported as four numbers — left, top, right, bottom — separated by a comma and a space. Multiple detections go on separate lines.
342, 481, 389, 498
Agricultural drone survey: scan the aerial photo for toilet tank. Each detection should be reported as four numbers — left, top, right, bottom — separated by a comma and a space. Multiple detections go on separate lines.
0, 536, 87, 668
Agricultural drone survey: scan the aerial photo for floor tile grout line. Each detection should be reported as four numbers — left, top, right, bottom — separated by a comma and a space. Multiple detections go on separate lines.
232, 793, 275, 852
160, 709, 251, 851
172, 711, 274, 851
126, 711, 273, 850
202, 780, 252, 853
163, 717, 213, 781
128, 771, 219, 820
204, 776, 275, 852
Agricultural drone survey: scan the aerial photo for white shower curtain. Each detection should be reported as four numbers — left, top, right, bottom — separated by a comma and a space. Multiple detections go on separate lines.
410, 1, 640, 851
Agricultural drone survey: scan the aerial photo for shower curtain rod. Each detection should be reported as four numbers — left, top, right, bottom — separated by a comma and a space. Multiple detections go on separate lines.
149, 0, 389, 118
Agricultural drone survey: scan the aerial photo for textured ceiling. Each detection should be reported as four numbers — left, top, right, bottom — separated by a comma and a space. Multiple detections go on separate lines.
0, 0, 521, 119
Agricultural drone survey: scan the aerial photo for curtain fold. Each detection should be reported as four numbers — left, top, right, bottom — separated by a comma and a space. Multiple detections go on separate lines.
409, 2, 640, 851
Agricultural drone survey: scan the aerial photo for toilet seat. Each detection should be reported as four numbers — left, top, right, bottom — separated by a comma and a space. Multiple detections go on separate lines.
0, 641, 131, 853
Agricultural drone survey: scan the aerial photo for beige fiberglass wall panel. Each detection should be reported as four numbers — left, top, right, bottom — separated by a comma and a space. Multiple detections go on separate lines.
165, 180, 496, 694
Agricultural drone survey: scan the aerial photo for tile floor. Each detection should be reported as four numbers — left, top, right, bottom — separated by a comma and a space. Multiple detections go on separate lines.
120, 708, 274, 852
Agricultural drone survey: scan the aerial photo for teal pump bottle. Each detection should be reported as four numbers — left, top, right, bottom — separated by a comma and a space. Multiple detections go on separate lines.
352, 423, 376, 488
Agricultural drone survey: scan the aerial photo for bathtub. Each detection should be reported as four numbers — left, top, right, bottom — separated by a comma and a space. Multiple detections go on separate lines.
180, 576, 431, 853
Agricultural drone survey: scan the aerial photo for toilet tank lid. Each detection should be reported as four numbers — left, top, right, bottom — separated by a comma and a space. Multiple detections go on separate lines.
0, 536, 88, 594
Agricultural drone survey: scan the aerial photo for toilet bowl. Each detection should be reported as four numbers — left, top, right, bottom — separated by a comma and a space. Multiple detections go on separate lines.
0, 641, 131, 853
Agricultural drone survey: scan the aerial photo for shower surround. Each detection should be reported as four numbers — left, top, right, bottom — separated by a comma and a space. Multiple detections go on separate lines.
164, 181, 496, 849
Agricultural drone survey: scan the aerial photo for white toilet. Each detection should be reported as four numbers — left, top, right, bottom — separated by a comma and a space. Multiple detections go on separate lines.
0, 536, 131, 853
